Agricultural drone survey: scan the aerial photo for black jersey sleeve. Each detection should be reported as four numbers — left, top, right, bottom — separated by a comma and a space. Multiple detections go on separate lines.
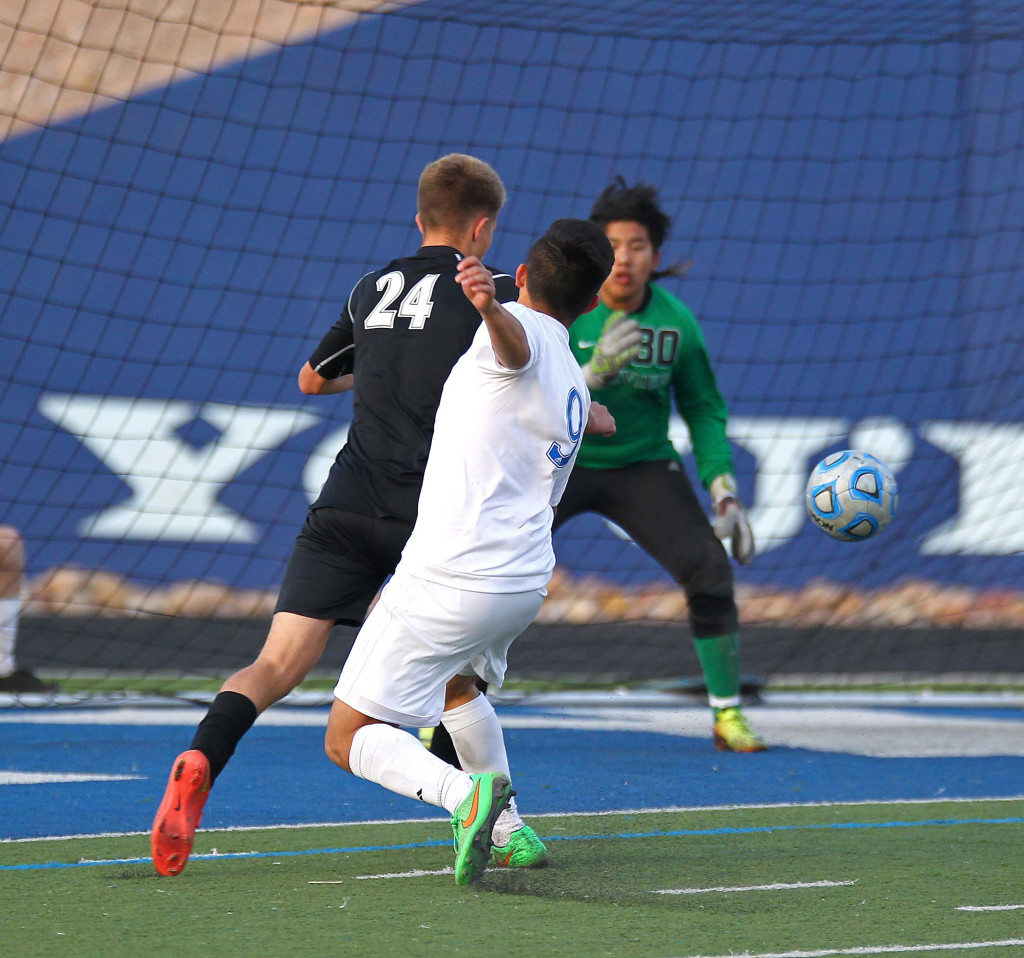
488, 266, 519, 304
307, 279, 365, 378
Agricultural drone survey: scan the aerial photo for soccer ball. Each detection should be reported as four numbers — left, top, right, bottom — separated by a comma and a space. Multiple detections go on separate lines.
805, 450, 898, 542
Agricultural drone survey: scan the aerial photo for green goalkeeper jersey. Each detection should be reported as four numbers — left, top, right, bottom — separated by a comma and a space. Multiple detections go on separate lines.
569, 283, 733, 489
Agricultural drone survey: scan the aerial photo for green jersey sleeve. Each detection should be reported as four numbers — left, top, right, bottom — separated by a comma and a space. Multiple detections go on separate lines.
663, 289, 734, 488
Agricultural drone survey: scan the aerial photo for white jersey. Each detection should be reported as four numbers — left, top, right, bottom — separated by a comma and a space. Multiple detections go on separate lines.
399, 301, 589, 593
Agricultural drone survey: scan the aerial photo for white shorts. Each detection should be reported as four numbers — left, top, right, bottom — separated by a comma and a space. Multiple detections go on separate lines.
334, 569, 545, 728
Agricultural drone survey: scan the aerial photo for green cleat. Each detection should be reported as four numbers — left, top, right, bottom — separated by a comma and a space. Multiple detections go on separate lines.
491, 824, 549, 869
450, 773, 513, 886
713, 706, 767, 753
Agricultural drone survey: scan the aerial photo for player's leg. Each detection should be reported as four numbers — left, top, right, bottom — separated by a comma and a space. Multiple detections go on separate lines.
439, 683, 549, 868
151, 607, 338, 877
0, 526, 25, 686
328, 577, 530, 884
425, 477, 595, 764
0, 525, 54, 693
327, 673, 494, 815
453, 587, 549, 867
326, 694, 512, 887
590, 461, 766, 752
325, 694, 476, 808
424, 675, 486, 765
197, 609, 335, 765
429, 468, 584, 865
151, 508, 410, 876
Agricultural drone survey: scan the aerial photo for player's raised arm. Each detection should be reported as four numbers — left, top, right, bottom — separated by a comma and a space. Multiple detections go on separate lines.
456, 256, 530, 370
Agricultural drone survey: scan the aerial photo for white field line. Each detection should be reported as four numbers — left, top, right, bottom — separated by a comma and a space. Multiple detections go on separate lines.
4, 704, 1023, 758
680, 939, 1024, 957
654, 879, 856, 895
75, 856, 149, 865
354, 872, 854, 889
356, 867, 454, 880
5, 794, 1023, 843
0, 772, 143, 785
957, 904, 1024, 912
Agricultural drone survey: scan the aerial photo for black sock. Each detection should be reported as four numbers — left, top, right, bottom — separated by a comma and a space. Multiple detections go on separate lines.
190, 691, 258, 783
428, 721, 461, 767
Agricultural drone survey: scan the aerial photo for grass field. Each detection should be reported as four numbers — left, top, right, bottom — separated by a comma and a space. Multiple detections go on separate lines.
4, 799, 1023, 957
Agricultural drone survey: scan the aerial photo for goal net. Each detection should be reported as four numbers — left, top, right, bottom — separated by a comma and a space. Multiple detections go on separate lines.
2, 0, 1023, 693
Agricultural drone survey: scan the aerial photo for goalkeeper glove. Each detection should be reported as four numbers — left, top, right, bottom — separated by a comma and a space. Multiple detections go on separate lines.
582, 311, 642, 390
710, 473, 755, 565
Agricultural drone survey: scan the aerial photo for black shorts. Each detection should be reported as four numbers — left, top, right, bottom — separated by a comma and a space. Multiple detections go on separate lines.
552, 459, 737, 636
275, 507, 415, 626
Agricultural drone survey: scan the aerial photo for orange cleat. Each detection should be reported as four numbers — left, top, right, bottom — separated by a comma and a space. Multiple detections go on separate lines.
151, 749, 210, 876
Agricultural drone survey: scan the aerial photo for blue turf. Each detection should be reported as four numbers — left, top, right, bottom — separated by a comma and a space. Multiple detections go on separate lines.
1, 707, 1022, 841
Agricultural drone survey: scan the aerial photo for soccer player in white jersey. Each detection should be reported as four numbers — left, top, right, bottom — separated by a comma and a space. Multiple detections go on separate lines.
324, 219, 616, 885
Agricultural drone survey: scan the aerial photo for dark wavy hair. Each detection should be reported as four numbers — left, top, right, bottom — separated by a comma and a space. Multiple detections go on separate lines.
590, 177, 692, 279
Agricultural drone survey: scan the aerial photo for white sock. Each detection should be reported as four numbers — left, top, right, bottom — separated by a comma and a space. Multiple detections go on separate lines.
0, 598, 18, 676
442, 695, 523, 843
348, 723, 473, 815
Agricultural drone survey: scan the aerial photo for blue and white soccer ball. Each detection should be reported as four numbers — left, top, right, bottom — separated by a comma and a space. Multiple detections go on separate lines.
805, 450, 898, 542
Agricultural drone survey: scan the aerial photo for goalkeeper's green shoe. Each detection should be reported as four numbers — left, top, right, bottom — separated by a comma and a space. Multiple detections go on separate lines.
713, 707, 767, 753
491, 824, 549, 869
450, 773, 513, 886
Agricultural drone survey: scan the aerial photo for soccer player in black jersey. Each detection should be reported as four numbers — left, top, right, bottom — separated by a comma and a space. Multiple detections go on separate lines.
152, 154, 545, 876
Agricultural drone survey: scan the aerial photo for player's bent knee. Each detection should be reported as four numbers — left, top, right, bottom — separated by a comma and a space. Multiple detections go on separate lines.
444, 673, 483, 709
325, 698, 381, 773
684, 545, 738, 635
324, 727, 352, 771
689, 600, 738, 637
324, 713, 357, 772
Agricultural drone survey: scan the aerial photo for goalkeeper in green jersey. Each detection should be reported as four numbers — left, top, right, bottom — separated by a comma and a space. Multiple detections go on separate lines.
555, 177, 765, 752
427, 178, 764, 764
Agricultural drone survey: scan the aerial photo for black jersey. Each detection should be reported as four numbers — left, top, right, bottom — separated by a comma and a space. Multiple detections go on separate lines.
307, 245, 518, 523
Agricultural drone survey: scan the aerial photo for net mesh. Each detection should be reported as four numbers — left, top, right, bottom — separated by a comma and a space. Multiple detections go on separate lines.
2, 0, 1023, 691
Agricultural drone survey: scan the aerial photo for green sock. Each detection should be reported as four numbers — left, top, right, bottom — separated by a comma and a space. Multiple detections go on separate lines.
693, 632, 741, 709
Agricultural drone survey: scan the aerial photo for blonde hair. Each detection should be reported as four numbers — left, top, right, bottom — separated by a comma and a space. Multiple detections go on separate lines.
417, 154, 506, 232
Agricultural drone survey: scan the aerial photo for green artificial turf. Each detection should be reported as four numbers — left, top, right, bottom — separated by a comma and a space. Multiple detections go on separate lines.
4, 800, 1023, 957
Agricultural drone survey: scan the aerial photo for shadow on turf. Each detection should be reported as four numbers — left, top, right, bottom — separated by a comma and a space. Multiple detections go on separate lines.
476, 824, 793, 909
480, 840, 682, 902
113, 865, 165, 880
